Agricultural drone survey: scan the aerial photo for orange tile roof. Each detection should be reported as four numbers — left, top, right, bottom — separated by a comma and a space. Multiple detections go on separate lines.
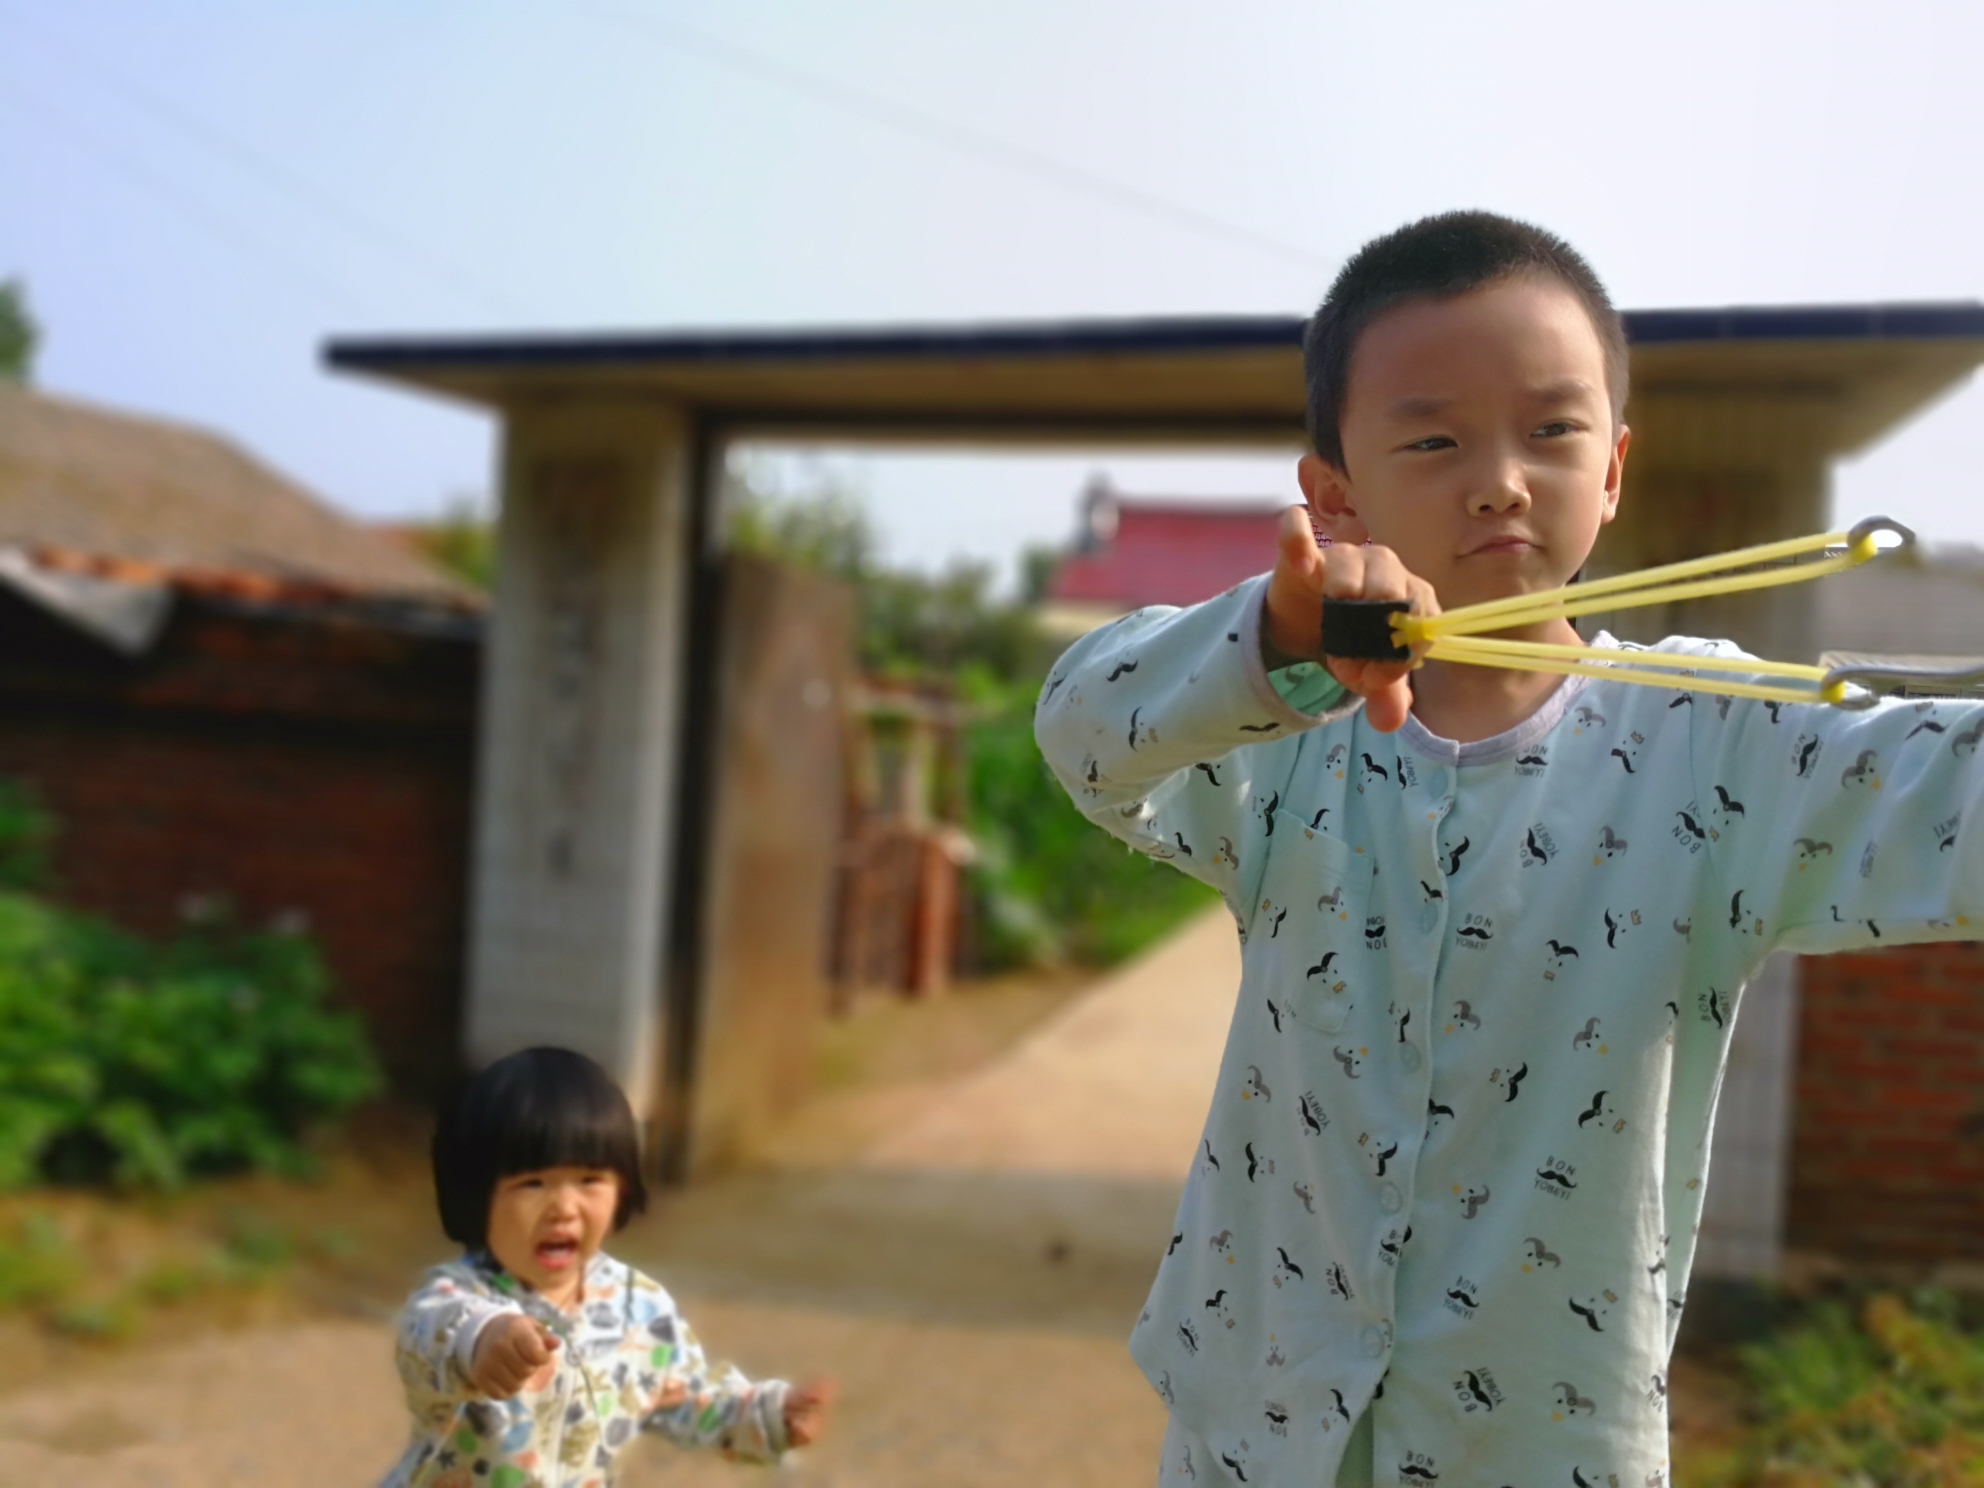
0, 385, 479, 608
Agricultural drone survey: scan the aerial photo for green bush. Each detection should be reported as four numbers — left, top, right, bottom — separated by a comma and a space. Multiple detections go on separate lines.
965, 686, 1217, 970
0, 780, 54, 891
1733, 1289, 1984, 1486
0, 794, 381, 1189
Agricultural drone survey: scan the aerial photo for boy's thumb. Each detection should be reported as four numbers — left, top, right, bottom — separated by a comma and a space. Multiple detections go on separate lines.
1276, 505, 1324, 575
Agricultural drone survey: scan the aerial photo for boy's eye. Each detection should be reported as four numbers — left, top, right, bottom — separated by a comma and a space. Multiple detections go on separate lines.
1532, 420, 1578, 438
1403, 435, 1457, 453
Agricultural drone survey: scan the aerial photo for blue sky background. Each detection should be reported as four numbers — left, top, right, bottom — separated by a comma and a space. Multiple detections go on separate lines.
4, 0, 1981, 583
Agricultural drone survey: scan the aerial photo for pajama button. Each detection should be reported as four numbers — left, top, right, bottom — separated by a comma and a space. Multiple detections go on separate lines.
1360, 1325, 1388, 1358
1378, 1182, 1403, 1213
1399, 1043, 1422, 1072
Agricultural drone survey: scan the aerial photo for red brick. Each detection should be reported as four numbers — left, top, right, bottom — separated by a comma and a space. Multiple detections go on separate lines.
0, 594, 478, 1098
1875, 1036, 1971, 1061
1878, 1085, 1973, 1111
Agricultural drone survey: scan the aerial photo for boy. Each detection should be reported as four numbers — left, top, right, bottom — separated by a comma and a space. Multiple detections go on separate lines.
1035, 211, 1982, 1487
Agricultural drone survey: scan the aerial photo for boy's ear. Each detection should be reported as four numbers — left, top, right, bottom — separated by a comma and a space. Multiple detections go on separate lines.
1600, 425, 1631, 525
1297, 453, 1371, 545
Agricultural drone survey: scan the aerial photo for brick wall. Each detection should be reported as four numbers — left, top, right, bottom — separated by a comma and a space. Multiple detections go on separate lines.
1788, 942, 1984, 1264
0, 588, 479, 1098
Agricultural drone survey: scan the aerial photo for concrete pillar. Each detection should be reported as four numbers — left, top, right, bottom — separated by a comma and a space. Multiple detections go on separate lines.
1695, 951, 1802, 1281
462, 401, 698, 1116
1587, 389, 1835, 1282
1588, 390, 1837, 661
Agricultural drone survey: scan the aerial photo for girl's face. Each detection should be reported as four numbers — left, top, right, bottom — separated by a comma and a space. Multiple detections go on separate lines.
486, 1166, 620, 1307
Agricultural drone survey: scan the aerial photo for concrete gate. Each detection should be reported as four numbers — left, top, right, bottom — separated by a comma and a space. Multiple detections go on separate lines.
329, 305, 1984, 1213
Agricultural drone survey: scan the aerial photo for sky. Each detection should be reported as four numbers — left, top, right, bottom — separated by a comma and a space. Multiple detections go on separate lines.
4, 0, 1982, 585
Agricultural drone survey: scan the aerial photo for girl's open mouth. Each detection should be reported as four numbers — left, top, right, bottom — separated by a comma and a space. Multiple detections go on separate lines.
535, 1238, 581, 1270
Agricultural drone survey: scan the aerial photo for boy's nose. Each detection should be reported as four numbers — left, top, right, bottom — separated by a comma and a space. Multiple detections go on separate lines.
1470, 462, 1532, 516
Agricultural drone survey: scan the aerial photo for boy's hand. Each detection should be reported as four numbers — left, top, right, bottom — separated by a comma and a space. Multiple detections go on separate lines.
469, 1313, 559, 1399
782, 1378, 836, 1447
1265, 506, 1437, 734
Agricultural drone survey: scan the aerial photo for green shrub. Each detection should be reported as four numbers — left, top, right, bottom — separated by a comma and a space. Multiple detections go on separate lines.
0, 884, 382, 1190
0, 779, 54, 892
1734, 1289, 1984, 1486
965, 688, 1217, 970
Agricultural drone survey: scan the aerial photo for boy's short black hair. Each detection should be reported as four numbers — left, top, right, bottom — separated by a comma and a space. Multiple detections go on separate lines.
1303, 210, 1629, 470
432, 1046, 649, 1248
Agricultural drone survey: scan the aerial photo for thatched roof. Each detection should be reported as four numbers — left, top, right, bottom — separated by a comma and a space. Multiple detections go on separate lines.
0, 384, 475, 605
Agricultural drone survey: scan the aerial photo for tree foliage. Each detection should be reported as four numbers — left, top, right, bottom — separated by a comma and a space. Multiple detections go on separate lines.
399, 493, 496, 591
0, 280, 38, 384
722, 458, 1051, 685
724, 459, 1212, 968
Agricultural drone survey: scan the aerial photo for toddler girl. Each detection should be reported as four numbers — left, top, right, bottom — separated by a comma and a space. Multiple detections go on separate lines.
383, 1046, 830, 1487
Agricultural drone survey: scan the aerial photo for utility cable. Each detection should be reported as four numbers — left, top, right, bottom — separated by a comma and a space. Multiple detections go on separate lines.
13, 17, 536, 320
5, 76, 364, 318
574, 0, 1333, 274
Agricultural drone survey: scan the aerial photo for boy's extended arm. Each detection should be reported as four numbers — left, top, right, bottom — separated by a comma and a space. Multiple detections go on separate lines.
1690, 682, 1984, 955
637, 1299, 790, 1462
394, 1270, 524, 1414
1034, 577, 1358, 931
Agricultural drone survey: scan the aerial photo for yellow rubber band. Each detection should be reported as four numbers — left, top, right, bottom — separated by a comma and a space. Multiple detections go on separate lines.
1398, 527, 1884, 642
1404, 527, 1854, 635
1381, 519, 1906, 706
1427, 634, 1830, 684
1420, 643, 1832, 705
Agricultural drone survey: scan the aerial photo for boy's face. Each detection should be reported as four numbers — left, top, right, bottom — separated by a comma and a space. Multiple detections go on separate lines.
486, 1165, 620, 1306
1298, 274, 1629, 615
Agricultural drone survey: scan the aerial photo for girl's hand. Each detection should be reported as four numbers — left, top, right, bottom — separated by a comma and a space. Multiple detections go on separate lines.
1264, 506, 1438, 734
469, 1314, 559, 1399
783, 1378, 836, 1447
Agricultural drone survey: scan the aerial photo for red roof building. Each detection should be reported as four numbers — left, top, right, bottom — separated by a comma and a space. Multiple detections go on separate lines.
1041, 481, 1286, 632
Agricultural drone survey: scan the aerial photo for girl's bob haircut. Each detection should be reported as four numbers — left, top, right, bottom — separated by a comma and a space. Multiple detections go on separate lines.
432, 1046, 649, 1248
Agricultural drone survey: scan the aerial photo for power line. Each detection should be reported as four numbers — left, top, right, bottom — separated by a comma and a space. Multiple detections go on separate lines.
574, 1, 1333, 274
6, 77, 365, 319
14, 17, 536, 321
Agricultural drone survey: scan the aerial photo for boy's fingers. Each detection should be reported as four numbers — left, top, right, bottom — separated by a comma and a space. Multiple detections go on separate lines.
1358, 546, 1413, 604
1318, 543, 1364, 600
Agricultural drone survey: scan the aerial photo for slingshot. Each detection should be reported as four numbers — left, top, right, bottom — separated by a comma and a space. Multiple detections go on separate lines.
1319, 516, 1984, 709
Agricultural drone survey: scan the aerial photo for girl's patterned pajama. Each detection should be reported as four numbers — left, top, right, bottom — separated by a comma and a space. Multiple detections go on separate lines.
383, 1250, 788, 1487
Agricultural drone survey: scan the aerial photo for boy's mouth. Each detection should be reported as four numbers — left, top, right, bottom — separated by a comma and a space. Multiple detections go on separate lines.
534, 1237, 582, 1270
1468, 535, 1537, 556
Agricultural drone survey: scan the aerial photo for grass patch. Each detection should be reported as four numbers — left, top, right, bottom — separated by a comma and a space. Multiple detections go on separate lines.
1679, 1287, 1984, 1487
0, 1198, 299, 1344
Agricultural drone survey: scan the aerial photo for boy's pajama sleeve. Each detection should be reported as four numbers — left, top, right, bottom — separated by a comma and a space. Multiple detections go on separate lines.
637, 1312, 790, 1463
394, 1272, 524, 1413
1034, 576, 1359, 939
1688, 683, 1984, 955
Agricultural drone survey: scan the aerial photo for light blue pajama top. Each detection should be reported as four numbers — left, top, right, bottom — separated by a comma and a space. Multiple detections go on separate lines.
1034, 575, 1983, 1488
